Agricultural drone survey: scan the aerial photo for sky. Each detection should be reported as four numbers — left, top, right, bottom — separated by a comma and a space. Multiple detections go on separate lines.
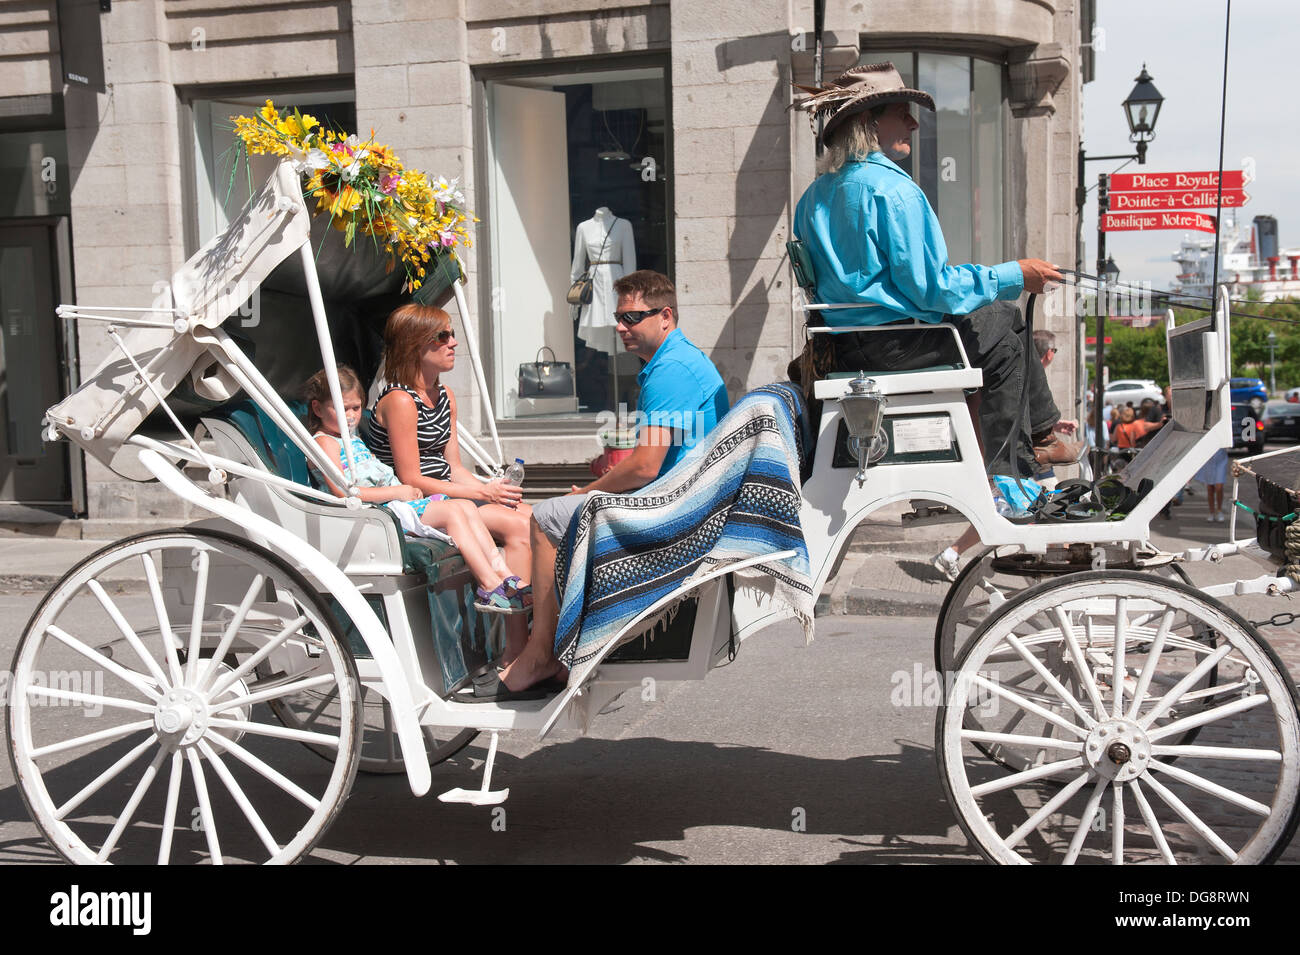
1082, 0, 1300, 289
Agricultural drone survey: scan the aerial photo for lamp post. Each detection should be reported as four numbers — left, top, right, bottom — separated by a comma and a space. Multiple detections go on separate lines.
1268, 330, 1278, 395
1080, 66, 1165, 473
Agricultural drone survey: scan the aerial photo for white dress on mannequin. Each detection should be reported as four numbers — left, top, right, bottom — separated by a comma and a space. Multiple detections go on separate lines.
571, 208, 636, 355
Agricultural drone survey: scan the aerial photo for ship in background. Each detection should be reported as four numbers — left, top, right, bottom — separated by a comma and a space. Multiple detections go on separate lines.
1172, 213, 1300, 302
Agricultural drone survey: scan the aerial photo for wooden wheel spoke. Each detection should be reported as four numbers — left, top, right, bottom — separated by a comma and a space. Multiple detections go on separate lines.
158, 751, 184, 866
1142, 772, 1238, 861
44, 625, 161, 702
197, 740, 280, 856
141, 555, 184, 685
26, 684, 155, 715
206, 735, 321, 811
970, 756, 1084, 797
207, 615, 310, 700
1148, 758, 1273, 816
87, 579, 173, 691
968, 673, 1089, 740
185, 551, 211, 685
207, 717, 340, 748
209, 673, 337, 715
1063, 776, 1109, 864
30, 720, 153, 759
94, 744, 169, 862
185, 749, 223, 864
55, 736, 157, 820
1004, 771, 1092, 849
1147, 693, 1269, 742
1140, 643, 1234, 728
1130, 778, 1177, 865
198, 574, 266, 694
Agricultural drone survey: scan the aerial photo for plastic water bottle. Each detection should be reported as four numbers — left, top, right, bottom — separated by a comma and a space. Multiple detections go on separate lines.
993, 493, 1014, 518
503, 458, 525, 487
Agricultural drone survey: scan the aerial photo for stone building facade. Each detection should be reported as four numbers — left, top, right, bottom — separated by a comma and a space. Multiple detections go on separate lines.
0, 0, 1090, 522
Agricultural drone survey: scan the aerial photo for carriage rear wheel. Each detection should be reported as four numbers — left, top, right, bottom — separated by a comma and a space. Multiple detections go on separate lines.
6, 529, 361, 864
938, 571, 1300, 864
268, 680, 476, 774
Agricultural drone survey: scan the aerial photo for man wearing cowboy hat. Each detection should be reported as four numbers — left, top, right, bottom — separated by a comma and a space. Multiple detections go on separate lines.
792, 62, 1080, 477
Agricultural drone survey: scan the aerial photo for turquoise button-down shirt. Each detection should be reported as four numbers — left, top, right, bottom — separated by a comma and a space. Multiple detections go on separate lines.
794, 152, 1024, 325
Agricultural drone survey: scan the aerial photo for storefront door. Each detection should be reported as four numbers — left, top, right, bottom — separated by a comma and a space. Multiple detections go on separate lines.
0, 222, 70, 504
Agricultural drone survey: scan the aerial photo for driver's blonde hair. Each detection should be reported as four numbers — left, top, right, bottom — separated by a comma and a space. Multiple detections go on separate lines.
817, 107, 885, 175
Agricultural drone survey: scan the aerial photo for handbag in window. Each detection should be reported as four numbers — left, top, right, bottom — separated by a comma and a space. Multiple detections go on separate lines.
566, 219, 617, 307
566, 275, 593, 306
518, 346, 575, 398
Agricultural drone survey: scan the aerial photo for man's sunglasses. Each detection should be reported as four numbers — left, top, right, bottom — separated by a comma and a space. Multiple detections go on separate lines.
614, 306, 666, 326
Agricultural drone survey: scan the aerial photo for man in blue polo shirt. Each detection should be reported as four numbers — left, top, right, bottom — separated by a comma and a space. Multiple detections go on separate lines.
499, 269, 727, 693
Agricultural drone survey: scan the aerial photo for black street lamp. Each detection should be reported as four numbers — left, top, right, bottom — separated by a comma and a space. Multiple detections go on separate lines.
1102, 256, 1121, 285
1122, 65, 1164, 165
1077, 67, 1166, 472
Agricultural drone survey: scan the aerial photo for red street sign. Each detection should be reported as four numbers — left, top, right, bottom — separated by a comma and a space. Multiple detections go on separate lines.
1102, 211, 1217, 233
1085, 337, 1113, 345
1110, 188, 1249, 211
1109, 170, 1247, 192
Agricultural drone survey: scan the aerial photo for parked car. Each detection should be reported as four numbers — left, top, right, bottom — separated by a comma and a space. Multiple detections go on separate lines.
1263, 400, 1300, 441
1103, 378, 1163, 408
1231, 377, 1268, 454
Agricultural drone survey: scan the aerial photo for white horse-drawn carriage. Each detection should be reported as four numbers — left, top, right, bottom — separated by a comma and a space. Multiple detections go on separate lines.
8, 156, 1299, 865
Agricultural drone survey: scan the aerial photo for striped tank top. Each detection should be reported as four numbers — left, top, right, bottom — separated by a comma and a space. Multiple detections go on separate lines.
366, 383, 452, 481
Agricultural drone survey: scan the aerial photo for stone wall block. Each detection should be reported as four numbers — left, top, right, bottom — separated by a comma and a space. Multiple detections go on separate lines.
169, 37, 353, 86
407, 62, 471, 105
354, 19, 464, 66
732, 122, 789, 173
672, 0, 788, 42
355, 65, 410, 106
729, 214, 787, 262
678, 216, 730, 261
673, 129, 735, 175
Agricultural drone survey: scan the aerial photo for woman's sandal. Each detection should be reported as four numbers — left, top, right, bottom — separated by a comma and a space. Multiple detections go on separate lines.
474, 580, 527, 614
502, 575, 533, 608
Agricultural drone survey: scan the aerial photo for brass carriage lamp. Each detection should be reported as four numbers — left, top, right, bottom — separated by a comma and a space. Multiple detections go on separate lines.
839, 373, 887, 486
1122, 65, 1164, 164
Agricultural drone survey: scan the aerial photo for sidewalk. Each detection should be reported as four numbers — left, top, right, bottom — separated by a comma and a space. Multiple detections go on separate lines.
0, 487, 1280, 611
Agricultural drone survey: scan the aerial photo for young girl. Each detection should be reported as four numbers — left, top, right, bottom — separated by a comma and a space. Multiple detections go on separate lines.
304, 366, 529, 612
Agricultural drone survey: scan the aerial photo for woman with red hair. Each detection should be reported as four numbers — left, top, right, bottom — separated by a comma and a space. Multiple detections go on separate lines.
368, 304, 532, 589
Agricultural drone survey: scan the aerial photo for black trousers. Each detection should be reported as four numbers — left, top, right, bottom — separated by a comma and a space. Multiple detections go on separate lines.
831, 301, 1059, 478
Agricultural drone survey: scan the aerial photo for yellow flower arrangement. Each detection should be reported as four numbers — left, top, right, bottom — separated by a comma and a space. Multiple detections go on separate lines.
233, 101, 475, 293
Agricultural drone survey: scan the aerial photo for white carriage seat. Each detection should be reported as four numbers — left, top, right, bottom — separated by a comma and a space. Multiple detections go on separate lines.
786, 239, 983, 400
201, 400, 463, 580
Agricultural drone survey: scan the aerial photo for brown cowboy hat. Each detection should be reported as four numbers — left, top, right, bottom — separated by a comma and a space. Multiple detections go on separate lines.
793, 62, 936, 141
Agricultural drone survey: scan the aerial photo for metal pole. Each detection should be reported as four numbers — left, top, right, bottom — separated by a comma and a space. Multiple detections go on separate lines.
1269, 339, 1277, 394
1076, 145, 1087, 432
1091, 172, 1109, 473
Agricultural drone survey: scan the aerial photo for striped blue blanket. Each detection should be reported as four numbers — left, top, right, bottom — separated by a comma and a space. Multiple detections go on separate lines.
553, 382, 815, 683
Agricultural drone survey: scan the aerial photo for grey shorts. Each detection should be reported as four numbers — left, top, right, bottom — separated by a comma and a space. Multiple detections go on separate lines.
533, 492, 590, 545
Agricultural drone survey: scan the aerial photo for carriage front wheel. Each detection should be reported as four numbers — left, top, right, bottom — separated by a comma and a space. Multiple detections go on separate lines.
937, 571, 1300, 864
6, 529, 362, 864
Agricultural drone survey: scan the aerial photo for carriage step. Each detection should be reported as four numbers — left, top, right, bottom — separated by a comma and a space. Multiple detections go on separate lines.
438, 730, 509, 805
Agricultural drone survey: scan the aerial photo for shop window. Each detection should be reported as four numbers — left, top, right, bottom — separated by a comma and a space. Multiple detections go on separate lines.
0, 130, 70, 218
860, 51, 1005, 265
482, 65, 669, 419
190, 92, 355, 245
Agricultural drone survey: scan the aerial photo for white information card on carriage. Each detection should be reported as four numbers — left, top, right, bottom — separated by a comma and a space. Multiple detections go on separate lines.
891, 416, 951, 453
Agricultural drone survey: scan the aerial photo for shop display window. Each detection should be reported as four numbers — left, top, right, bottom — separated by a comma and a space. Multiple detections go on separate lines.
481, 64, 669, 419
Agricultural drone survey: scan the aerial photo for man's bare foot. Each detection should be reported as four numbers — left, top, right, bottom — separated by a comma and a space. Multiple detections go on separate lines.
499, 650, 562, 692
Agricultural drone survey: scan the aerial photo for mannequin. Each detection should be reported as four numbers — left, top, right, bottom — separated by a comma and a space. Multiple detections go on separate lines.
570, 208, 636, 355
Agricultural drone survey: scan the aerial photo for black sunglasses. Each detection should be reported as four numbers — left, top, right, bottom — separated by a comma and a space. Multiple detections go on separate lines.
432, 329, 455, 345
614, 306, 666, 326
